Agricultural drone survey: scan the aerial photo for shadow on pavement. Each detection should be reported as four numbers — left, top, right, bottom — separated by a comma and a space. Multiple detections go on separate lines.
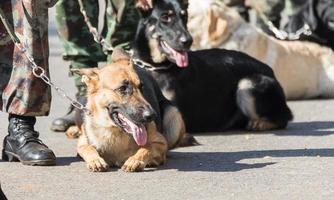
275, 121, 334, 136
161, 148, 334, 172
190, 121, 334, 137
56, 156, 82, 166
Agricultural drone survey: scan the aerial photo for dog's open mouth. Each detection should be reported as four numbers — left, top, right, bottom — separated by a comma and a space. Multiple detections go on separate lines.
111, 112, 147, 146
160, 41, 189, 68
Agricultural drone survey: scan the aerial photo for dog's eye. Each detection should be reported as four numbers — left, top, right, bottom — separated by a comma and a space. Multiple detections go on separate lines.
117, 85, 128, 94
161, 14, 171, 23
180, 10, 187, 16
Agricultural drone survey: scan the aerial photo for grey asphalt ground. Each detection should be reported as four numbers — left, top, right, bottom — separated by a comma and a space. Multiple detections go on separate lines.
1, 8, 334, 200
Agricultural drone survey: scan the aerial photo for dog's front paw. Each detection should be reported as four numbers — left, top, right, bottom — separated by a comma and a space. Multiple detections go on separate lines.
87, 157, 109, 172
247, 119, 277, 131
122, 157, 145, 172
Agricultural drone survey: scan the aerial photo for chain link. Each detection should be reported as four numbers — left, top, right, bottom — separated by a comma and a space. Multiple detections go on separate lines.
77, 0, 114, 52
0, 0, 170, 118
0, 7, 91, 112
0, 5, 92, 114
264, 19, 312, 40
77, 0, 161, 71
252, 5, 312, 40
15, 42, 91, 115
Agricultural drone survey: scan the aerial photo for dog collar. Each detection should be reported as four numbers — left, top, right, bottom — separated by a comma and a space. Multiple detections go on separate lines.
131, 57, 172, 71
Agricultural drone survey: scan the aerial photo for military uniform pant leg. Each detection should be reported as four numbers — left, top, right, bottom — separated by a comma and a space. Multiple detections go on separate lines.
0, 0, 51, 116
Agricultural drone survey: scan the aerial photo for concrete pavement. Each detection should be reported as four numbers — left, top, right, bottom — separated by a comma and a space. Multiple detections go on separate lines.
0, 7, 334, 200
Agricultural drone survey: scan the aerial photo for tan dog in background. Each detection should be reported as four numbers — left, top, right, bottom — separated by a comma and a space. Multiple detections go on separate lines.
68, 49, 195, 172
188, 0, 334, 100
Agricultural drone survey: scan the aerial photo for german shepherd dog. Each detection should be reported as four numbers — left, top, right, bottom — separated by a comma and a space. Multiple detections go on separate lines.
188, 0, 334, 100
133, 0, 293, 133
69, 49, 193, 172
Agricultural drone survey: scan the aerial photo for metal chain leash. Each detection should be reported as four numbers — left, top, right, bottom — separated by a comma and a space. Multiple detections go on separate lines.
77, 0, 168, 71
0, 7, 91, 115
252, 5, 312, 40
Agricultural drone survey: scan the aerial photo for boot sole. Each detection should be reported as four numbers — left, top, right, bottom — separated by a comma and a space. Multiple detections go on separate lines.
2, 150, 56, 166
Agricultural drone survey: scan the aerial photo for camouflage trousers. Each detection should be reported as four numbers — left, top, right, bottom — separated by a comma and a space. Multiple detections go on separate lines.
55, 0, 139, 95
222, 0, 285, 27
223, 0, 307, 34
0, 0, 51, 116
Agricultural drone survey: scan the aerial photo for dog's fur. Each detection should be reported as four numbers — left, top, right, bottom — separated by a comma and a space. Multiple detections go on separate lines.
69, 49, 193, 172
133, 0, 293, 133
188, 0, 334, 100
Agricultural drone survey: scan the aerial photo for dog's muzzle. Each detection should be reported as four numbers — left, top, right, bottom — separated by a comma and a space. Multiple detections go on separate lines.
107, 105, 153, 146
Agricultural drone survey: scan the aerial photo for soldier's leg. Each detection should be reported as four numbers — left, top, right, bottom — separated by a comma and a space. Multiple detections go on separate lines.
104, 0, 140, 62
221, 0, 250, 21
51, 0, 106, 132
107, 0, 140, 47
246, 0, 285, 35
0, 0, 55, 166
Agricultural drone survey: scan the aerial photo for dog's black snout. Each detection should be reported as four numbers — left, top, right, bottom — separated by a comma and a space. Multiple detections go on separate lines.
139, 105, 156, 122
142, 108, 156, 122
179, 34, 193, 48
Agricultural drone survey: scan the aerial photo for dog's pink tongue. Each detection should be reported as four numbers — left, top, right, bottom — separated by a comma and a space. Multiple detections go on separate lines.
132, 124, 147, 146
172, 50, 189, 68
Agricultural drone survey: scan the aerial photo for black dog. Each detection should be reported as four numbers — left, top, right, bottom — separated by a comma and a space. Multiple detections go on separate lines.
133, 0, 293, 133
284, 0, 334, 50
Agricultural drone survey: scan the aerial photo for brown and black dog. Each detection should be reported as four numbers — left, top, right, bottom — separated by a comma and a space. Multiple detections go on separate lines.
68, 49, 195, 172
132, 0, 293, 133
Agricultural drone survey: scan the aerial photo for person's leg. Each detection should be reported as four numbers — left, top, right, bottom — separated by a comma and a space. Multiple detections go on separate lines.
106, 0, 140, 48
221, 0, 250, 21
246, 0, 285, 34
51, 0, 106, 132
0, 0, 55, 165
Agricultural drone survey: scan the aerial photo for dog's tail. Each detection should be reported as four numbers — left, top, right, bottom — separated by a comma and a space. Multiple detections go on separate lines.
162, 105, 199, 149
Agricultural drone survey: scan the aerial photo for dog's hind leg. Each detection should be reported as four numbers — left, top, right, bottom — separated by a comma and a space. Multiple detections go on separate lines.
77, 127, 109, 172
236, 75, 293, 131
162, 105, 199, 149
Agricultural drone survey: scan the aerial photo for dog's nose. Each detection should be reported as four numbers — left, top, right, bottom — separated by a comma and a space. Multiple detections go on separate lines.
179, 34, 193, 48
180, 36, 187, 43
142, 109, 156, 122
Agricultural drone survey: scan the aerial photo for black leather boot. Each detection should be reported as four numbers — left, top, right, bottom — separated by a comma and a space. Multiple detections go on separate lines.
50, 88, 86, 132
50, 104, 75, 132
2, 115, 56, 166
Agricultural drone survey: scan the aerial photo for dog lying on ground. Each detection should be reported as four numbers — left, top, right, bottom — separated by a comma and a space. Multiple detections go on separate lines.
68, 49, 195, 172
188, 0, 334, 100
132, 0, 293, 133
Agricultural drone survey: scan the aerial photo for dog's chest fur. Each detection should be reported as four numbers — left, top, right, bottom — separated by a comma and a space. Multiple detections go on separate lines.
84, 120, 139, 167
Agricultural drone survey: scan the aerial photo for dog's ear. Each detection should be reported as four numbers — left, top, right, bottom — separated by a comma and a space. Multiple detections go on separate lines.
136, 0, 154, 17
136, 0, 153, 11
71, 68, 99, 91
111, 47, 131, 65
207, 8, 228, 43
